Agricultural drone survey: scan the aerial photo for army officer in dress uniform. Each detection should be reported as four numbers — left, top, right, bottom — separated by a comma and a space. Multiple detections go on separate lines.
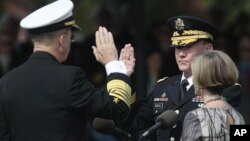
135, 16, 242, 141
0, 0, 135, 141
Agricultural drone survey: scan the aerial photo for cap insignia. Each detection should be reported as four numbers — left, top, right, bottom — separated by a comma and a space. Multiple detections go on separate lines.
65, 20, 75, 26
175, 18, 185, 31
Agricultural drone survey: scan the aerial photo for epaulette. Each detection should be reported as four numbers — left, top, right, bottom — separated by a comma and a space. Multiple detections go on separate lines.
234, 83, 242, 90
157, 77, 168, 83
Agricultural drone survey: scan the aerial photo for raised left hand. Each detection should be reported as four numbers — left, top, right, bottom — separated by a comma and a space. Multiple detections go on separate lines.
119, 44, 136, 77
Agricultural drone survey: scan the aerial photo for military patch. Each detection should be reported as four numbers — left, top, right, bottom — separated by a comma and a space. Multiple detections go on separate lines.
192, 95, 203, 103
154, 103, 164, 110
161, 92, 167, 97
154, 97, 168, 102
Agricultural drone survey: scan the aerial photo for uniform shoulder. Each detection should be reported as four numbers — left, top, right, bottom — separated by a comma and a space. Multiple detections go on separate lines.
157, 76, 168, 83
233, 83, 242, 90
60, 65, 83, 72
56, 65, 86, 79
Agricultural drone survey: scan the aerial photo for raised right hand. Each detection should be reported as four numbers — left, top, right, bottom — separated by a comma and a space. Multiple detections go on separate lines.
92, 26, 118, 65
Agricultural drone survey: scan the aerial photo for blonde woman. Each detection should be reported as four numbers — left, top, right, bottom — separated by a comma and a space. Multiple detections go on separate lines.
181, 50, 245, 141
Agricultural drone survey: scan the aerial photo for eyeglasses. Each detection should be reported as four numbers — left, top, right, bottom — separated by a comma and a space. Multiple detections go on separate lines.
71, 34, 75, 43
62, 32, 75, 43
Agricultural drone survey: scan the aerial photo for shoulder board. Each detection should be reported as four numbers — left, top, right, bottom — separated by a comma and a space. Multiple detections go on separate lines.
234, 83, 242, 90
157, 77, 168, 83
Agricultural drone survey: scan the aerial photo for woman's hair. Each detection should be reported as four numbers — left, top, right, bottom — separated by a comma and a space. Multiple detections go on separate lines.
191, 50, 239, 94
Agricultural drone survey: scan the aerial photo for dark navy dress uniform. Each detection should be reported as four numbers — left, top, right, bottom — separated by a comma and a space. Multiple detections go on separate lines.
0, 1, 134, 140
0, 52, 133, 141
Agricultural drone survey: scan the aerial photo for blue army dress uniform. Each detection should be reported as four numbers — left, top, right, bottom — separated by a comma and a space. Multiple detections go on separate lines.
0, 0, 134, 141
150, 16, 242, 141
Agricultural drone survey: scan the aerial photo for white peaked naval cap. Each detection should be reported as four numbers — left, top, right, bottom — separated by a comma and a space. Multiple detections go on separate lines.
20, 0, 81, 34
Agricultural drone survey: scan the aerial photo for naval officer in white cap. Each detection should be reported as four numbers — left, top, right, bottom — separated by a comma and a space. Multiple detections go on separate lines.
0, 0, 135, 141
20, 0, 81, 34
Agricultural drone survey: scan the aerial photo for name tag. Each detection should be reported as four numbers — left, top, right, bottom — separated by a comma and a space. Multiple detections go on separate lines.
154, 103, 164, 109
154, 98, 168, 102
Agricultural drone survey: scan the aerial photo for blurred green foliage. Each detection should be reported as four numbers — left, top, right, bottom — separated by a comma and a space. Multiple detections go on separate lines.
204, 0, 250, 23
0, 0, 250, 35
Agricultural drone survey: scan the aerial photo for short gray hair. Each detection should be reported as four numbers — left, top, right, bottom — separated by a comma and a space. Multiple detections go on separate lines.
31, 28, 69, 46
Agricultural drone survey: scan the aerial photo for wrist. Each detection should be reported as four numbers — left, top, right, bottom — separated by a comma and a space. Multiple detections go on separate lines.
105, 60, 127, 76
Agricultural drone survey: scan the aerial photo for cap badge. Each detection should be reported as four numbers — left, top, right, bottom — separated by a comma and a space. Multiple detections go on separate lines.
175, 18, 185, 30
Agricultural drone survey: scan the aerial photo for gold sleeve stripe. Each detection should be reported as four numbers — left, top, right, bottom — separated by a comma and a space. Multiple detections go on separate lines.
131, 93, 136, 104
109, 93, 130, 107
109, 89, 131, 104
108, 84, 131, 102
108, 82, 131, 91
107, 80, 132, 107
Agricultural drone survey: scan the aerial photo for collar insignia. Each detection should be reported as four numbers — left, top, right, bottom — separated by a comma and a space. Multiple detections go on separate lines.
192, 96, 203, 103
161, 92, 167, 97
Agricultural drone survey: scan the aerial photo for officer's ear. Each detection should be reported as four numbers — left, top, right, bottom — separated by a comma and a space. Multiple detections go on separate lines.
204, 43, 213, 50
58, 32, 67, 48
201, 39, 213, 50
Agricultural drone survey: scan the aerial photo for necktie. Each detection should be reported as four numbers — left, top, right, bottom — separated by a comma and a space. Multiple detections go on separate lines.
180, 79, 189, 100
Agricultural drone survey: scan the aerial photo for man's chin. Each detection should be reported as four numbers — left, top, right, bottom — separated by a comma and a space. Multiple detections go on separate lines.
178, 66, 189, 72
